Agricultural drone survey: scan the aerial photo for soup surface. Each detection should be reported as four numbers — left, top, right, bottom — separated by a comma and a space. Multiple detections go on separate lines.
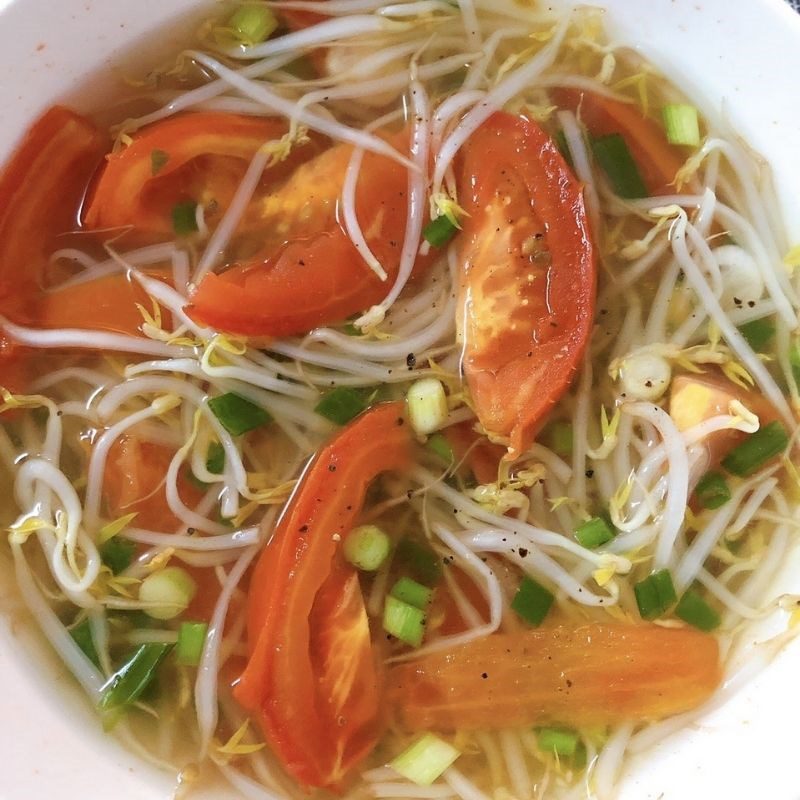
1, 2, 799, 798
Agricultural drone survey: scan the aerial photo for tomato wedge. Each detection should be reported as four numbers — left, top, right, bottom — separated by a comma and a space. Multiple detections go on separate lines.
187, 131, 433, 336
389, 623, 721, 731
457, 112, 596, 460
554, 89, 686, 196
235, 403, 412, 789
83, 112, 318, 236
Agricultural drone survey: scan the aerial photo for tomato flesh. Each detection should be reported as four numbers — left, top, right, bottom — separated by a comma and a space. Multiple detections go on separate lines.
458, 112, 596, 459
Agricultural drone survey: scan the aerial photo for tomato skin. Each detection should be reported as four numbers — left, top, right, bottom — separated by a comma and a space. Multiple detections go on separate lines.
553, 89, 686, 196
235, 403, 412, 790
458, 112, 596, 459
187, 131, 432, 337
389, 623, 721, 732
83, 112, 317, 236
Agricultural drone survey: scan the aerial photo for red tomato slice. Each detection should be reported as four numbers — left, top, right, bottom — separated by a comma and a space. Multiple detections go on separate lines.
553, 89, 686, 196
235, 402, 412, 790
187, 131, 433, 336
457, 112, 596, 459
83, 112, 318, 236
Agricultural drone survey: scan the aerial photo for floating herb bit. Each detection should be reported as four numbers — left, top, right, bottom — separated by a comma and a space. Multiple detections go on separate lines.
99, 643, 174, 718
208, 392, 271, 435
536, 726, 581, 758
675, 590, 721, 632
511, 576, 554, 626
206, 441, 225, 474
722, 420, 789, 477
314, 386, 369, 425
177, 621, 209, 666
423, 215, 458, 247
574, 516, 615, 549
171, 201, 198, 236
383, 595, 426, 647
738, 318, 775, 351
426, 432, 454, 464
390, 733, 460, 786
150, 148, 169, 175
694, 471, 730, 510
70, 619, 100, 669
661, 104, 700, 147
395, 537, 442, 585
390, 577, 433, 609
592, 133, 648, 199
343, 524, 391, 571
100, 537, 136, 575
634, 569, 677, 620
228, 4, 278, 45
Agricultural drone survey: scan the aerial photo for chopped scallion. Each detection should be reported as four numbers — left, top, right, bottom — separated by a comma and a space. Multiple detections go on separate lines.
150, 148, 169, 176
100, 536, 136, 575
592, 133, 648, 199
694, 470, 731, 510
391, 577, 433, 609
542, 421, 573, 458
139, 567, 197, 620
423, 215, 458, 247
206, 441, 225, 474
383, 595, 426, 647
790, 343, 800, 386
176, 621, 208, 666
99, 643, 174, 716
314, 386, 368, 425
395, 537, 442, 585
390, 733, 460, 786
511, 576, 554, 626
675, 589, 721, 632
343, 524, 391, 572
574, 516, 615, 549
721, 420, 789, 477
634, 569, 677, 620
426, 432, 454, 464
207, 392, 271, 436
228, 4, 278, 45
407, 378, 449, 435
661, 103, 701, 147
536, 726, 581, 758
70, 619, 100, 668
171, 201, 198, 236
738, 318, 775, 351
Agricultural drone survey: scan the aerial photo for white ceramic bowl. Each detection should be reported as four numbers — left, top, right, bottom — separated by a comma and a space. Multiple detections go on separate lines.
1, 1, 799, 798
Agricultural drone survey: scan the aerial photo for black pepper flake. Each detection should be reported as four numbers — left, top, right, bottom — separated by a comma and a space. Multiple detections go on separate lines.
328, 464, 337, 472
187, 527, 196, 536
585, 469, 594, 478
518, 547, 528, 558
299, 524, 309, 533
481, 672, 488, 679
396, 417, 404, 426
406, 352, 417, 369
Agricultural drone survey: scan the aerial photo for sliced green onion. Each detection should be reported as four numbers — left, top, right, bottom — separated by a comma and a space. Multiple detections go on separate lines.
207, 392, 271, 436
553, 130, 574, 169
634, 568, 677, 620
422, 215, 458, 247
391, 577, 433, 610
176, 621, 208, 666
343, 524, 391, 571
206, 441, 225, 474
426, 432, 454, 464
383, 595, 426, 647
661, 104, 701, 147
790, 343, 800, 386
100, 537, 136, 575
536, 726, 581, 758
171, 201, 198, 236
574, 516, 615, 549
407, 378, 448, 435
395, 537, 442, 585
694, 470, 731, 510
150, 149, 169, 176
511, 576, 554, 626
314, 386, 368, 425
70, 619, 100, 668
390, 733, 460, 786
721, 420, 789, 477
99, 642, 173, 716
139, 567, 197, 620
228, 4, 278, 45
675, 589, 721, 632
542, 421, 573, 458
738, 318, 775, 351
592, 133, 648, 199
